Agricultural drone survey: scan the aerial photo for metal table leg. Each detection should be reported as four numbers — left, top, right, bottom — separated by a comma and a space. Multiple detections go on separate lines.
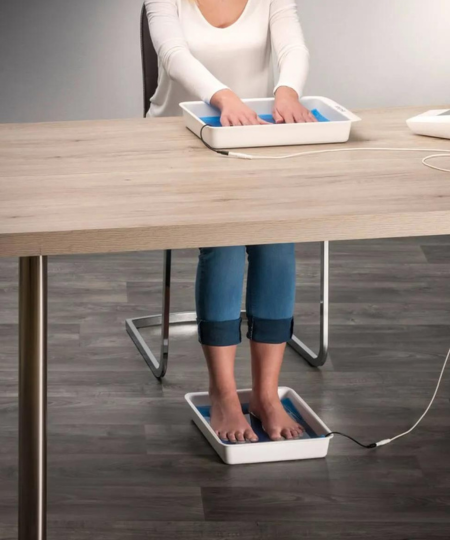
19, 256, 47, 540
126, 243, 330, 378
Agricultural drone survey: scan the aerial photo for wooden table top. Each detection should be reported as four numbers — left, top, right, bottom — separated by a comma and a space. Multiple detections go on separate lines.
1, 105, 450, 258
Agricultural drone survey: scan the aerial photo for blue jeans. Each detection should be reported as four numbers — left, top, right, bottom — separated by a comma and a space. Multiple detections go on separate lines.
195, 243, 296, 346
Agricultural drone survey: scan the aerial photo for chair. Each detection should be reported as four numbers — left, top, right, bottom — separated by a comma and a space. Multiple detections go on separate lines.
125, 4, 330, 380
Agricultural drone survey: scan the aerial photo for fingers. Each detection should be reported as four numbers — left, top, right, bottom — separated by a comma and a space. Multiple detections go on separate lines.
244, 114, 261, 126
274, 109, 300, 124
221, 113, 270, 126
284, 112, 296, 124
291, 110, 316, 124
273, 109, 285, 124
222, 108, 317, 126
273, 106, 318, 124
243, 112, 270, 126
307, 110, 318, 122
219, 114, 239, 127
293, 111, 306, 124
300, 110, 318, 123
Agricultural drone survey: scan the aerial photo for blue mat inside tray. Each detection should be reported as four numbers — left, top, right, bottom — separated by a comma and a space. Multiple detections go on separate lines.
200, 109, 329, 127
196, 397, 322, 444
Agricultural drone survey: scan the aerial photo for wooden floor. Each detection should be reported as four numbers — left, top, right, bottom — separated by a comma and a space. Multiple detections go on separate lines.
1, 237, 450, 539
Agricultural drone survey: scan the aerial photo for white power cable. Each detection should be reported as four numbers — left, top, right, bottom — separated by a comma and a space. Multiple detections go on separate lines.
422, 153, 450, 173
374, 346, 450, 447
226, 147, 450, 173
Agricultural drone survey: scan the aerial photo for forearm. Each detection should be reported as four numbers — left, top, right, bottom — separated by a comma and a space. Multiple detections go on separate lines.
270, 0, 310, 97
273, 49, 309, 97
164, 48, 229, 104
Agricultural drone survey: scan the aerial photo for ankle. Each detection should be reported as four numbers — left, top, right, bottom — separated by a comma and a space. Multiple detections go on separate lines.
209, 383, 237, 400
251, 387, 280, 403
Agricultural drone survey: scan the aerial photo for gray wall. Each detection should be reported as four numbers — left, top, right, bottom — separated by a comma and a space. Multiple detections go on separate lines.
1, 0, 449, 123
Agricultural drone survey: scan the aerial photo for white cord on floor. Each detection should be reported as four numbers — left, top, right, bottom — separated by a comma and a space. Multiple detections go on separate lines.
374, 346, 450, 447
227, 147, 450, 173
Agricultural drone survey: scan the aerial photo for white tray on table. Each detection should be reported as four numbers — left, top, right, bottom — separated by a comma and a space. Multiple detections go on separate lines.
179, 96, 361, 149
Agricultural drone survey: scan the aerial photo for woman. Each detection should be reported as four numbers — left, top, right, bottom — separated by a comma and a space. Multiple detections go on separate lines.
145, 0, 316, 443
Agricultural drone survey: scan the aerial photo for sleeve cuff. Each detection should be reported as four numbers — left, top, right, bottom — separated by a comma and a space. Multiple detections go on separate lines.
273, 83, 300, 98
203, 83, 230, 106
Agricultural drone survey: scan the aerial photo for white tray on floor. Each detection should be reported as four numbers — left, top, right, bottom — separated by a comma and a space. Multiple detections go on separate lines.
185, 386, 333, 465
179, 96, 361, 149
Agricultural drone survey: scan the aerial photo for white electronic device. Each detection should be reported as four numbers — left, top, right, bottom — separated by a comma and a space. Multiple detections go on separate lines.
407, 109, 450, 140
180, 96, 361, 149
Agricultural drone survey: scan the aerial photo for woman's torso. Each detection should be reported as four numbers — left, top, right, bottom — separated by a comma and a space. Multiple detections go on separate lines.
147, 0, 274, 117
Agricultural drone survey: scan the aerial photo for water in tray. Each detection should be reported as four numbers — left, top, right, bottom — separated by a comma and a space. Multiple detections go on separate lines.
200, 109, 329, 127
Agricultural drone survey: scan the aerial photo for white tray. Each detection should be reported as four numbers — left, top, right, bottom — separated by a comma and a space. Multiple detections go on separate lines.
179, 96, 361, 149
185, 386, 333, 465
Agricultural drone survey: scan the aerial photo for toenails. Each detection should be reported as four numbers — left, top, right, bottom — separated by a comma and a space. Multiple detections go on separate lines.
249, 394, 306, 442
244, 429, 259, 442
210, 391, 259, 444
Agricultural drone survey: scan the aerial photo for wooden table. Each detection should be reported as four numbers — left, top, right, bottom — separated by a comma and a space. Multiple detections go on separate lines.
1, 105, 450, 539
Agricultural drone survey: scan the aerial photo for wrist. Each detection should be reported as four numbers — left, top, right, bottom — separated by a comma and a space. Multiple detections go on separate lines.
210, 88, 236, 110
275, 86, 299, 100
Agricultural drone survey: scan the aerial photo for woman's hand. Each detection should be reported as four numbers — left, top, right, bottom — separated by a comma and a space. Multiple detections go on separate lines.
273, 86, 317, 124
210, 89, 270, 126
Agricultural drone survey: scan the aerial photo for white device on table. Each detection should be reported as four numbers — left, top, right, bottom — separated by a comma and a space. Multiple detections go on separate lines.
180, 96, 361, 149
407, 109, 450, 140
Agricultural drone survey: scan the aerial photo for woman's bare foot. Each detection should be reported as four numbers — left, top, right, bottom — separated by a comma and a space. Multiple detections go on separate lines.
210, 390, 259, 443
249, 392, 304, 441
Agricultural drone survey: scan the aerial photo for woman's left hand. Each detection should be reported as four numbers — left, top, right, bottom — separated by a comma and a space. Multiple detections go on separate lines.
273, 86, 318, 124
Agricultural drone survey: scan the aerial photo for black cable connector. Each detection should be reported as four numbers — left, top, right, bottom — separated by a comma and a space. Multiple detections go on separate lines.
325, 431, 377, 449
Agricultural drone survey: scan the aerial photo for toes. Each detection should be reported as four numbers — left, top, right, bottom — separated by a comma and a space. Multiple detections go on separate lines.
236, 431, 245, 443
281, 428, 294, 440
291, 429, 301, 439
218, 431, 229, 442
227, 431, 237, 444
268, 429, 284, 441
244, 429, 259, 443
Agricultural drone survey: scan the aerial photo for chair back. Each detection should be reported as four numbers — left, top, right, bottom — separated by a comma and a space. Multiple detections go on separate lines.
140, 3, 159, 117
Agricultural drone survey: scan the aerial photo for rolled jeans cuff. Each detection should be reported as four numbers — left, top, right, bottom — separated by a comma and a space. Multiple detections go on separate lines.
197, 317, 242, 346
246, 315, 294, 344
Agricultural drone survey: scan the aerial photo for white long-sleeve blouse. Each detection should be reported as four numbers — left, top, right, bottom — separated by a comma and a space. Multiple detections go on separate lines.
144, 0, 309, 117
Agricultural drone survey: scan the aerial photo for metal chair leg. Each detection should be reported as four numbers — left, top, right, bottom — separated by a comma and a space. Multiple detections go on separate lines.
126, 249, 172, 380
287, 241, 329, 367
126, 243, 330, 379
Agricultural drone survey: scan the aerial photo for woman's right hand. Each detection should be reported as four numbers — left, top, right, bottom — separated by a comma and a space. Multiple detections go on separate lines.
210, 89, 270, 126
